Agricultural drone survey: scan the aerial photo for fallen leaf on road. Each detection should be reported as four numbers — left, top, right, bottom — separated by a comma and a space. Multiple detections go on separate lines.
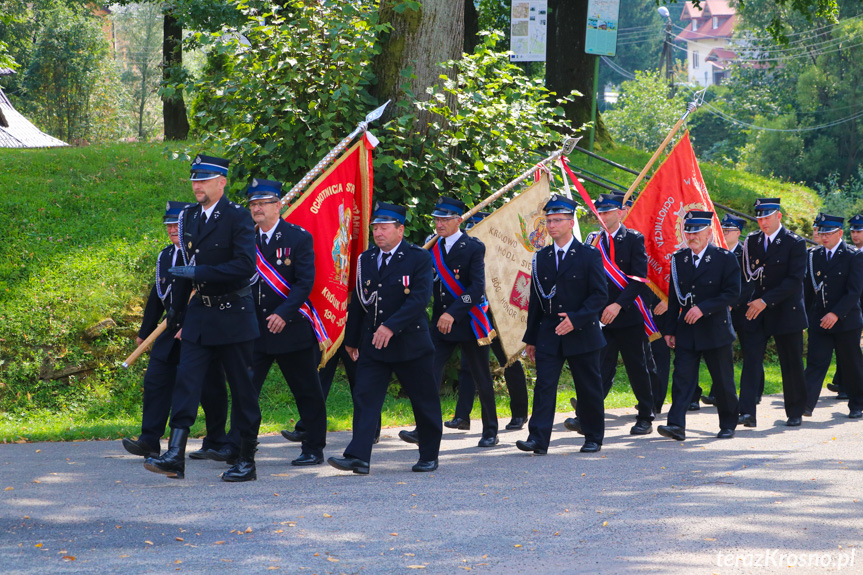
244, 527, 253, 533
145, 541, 153, 545
5, 487, 13, 491
61, 556, 75, 561
214, 541, 225, 545
406, 566, 426, 569
35, 543, 42, 548
174, 560, 182, 564
274, 530, 283, 534
175, 537, 184, 542
390, 533, 398, 536
602, 521, 608, 527
326, 557, 339, 562
514, 544, 522, 548
323, 514, 332, 518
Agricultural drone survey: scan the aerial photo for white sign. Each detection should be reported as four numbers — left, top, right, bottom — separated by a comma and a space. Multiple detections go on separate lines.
585, 0, 621, 57
510, 1, 547, 62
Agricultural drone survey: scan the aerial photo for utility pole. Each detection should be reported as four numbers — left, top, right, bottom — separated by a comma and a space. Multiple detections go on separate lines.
658, 6, 675, 97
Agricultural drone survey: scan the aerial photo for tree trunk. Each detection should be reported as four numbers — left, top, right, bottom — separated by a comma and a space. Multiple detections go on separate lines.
372, 0, 465, 137
546, 0, 611, 145
464, 0, 479, 55
162, 13, 189, 141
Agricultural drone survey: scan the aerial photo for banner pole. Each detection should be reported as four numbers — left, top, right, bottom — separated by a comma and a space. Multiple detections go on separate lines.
423, 136, 581, 249
280, 100, 390, 212
621, 89, 705, 205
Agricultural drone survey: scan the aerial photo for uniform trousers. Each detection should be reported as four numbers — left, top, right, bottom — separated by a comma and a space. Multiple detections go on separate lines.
647, 336, 670, 412
345, 354, 442, 463
240, 346, 327, 457
453, 336, 529, 420
667, 345, 738, 431
433, 336, 498, 435
531, 348, 604, 448
601, 325, 655, 421
170, 339, 260, 440
739, 330, 806, 418
139, 357, 228, 449
805, 328, 863, 412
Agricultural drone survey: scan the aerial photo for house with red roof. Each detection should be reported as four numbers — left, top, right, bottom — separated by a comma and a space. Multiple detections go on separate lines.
675, 0, 738, 87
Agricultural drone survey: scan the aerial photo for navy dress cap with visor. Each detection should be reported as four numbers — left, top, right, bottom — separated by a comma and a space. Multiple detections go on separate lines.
849, 214, 863, 231
371, 202, 407, 225
163, 201, 193, 224
246, 178, 283, 201
720, 213, 745, 231
431, 197, 467, 218
816, 213, 844, 232
753, 197, 781, 218
544, 194, 578, 215
683, 210, 714, 233
189, 154, 230, 181
594, 193, 623, 213
465, 211, 491, 230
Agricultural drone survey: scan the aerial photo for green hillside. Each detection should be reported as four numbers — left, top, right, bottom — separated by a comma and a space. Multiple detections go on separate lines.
0, 142, 821, 440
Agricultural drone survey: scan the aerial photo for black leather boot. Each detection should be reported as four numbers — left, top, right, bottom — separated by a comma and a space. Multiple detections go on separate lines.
144, 428, 188, 479
221, 438, 257, 482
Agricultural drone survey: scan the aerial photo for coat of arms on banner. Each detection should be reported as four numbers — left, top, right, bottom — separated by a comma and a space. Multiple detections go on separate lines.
510, 270, 531, 311
517, 202, 549, 252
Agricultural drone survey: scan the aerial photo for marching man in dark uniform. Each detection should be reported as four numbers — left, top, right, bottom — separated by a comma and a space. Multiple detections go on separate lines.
446, 209, 529, 432
520, 194, 607, 454
328, 202, 442, 474
827, 213, 863, 401
568, 193, 655, 436
241, 178, 328, 466
658, 211, 741, 440
739, 198, 808, 428
144, 155, 261, 482
122, 202, 229, 459
699, 213, 749, 406
425, 197, 499, 447
802, 214, 863, 419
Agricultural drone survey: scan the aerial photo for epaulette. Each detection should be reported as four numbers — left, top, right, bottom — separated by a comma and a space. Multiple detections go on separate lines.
582, 242, 599, 252
409, 243, 425, 251
160, 244, 174, 254
626, 227, 644, 237
746, 230, 761, 238
715, 246, 731, 254
787, 231, 802, 240
848, 245, 859, 253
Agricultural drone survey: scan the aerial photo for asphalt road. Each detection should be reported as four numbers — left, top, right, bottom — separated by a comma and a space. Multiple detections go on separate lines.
2, 393, 861, 574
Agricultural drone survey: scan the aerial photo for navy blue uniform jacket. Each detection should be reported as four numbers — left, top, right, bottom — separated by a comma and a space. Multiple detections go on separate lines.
139, 244, 190, 364
804, 242, 863, 334
431, 234, 487, 342
742, 226, 808, 335
590, 225, 648, 329
665, 244, 740, 351
523, 239, 608, 356
179, 195, 259, 345
345, 240, 434, 362
254, 219, 317, 354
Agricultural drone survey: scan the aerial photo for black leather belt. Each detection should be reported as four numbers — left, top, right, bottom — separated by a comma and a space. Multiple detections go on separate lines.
196, 286, 251, 308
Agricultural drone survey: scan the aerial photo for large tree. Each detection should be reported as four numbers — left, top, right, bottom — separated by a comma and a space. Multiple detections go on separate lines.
372, 0, 466, 135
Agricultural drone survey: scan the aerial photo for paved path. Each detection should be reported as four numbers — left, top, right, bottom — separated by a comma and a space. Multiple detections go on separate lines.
2, 394, 862, 574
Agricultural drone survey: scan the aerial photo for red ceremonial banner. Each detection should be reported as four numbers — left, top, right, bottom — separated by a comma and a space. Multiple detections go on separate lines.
624, 131, 726, 300
282, 134, 374, 364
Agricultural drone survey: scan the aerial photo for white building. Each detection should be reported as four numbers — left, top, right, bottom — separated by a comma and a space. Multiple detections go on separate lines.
675, 0, 738, 87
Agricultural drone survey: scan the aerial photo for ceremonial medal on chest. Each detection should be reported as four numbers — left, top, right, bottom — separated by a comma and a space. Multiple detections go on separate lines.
276, 247, 291, 266
188, 241, 192, 249
454, 268, 460, 280
402, 276, 410, 294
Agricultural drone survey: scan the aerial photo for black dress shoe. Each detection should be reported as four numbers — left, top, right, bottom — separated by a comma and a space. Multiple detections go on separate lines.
827, 383, 841, 393
657, 424, 686, 441
837, 392, 850, 401
505, 417, 527, 431
630, 420, 653, 435
328, 456, 369, 475
515, 439, 547, 455
477, 435, 499, 447
412, 459, 438, 472
803, 408, 813, 417
281, 429, 307, 443
739, 414, 757, 428
569, 397, 578, 411
849, 410, 863, 419
580, 441, 601, 453
717, 428, 735, 439
122, 437, 159, 458
398, 429, 419, 444
291, 453, 324, 466
701, 395, 716, 406
373, 433, 381, 444
444, 417, 470, 430
563, 417, 583, 434
786, 416, 802, 427
687, 402, 701, 411
189, 445, 238, 464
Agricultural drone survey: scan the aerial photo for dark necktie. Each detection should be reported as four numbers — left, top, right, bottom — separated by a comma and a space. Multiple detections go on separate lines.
379, 252, 391, 273
827, 250, 832, 262
764, 236, 769, 251
557, 249, 565, 269
693, 253, 700, 267
199, 211, 208, 233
